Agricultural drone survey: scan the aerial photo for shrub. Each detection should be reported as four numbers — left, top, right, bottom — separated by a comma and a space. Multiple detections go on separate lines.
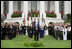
67, 14, 71, 19
23, 41, 43, 47
46, 13, 57, 18
30, 41, 43, 47
11, 13, 22, 18
64, 14, 71, 23
11, 11, 22, 18
45, 11, 57, 18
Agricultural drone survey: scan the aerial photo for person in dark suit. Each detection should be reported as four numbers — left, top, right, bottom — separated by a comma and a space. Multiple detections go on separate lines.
1, 23, 3, 39
16, 23, 20, 36
34, 24, 39, 41
22, 24, 26, 35
48, 23, 52, 36
12, 23, 17, 38
4, 23, 9, 40
29, 24, 33, 40
1, 23, 5, 40
8, 23, 13, 39
23, 25, 26, 35
27, 25, 30, 36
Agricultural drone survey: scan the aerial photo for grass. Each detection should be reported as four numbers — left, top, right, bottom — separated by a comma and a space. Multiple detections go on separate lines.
1, 35, 71, 48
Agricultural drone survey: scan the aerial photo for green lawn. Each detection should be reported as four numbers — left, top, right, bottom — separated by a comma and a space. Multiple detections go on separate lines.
1, 35, 71, 48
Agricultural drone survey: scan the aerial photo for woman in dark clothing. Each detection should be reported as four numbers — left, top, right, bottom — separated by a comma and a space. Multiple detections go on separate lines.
39, 25, 45, 39
29, 24, 33, 40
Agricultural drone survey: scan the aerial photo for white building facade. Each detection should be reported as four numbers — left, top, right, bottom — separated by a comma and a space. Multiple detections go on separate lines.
1, 1, 71, 26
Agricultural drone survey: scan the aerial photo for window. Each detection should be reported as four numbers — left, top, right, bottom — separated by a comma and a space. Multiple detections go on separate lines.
45, 1, 50, 11
18, 1, 21, 11
59, 1, 64, 12
47, 1, 50, 11
4, 1, 9, 13
31, 1, 37, 11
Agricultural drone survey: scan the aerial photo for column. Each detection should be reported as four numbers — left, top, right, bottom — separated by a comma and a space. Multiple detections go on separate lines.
1, 1, 4, 15
22, 1, 28, 26
37, 1, 40, 11
40, 1, 46, 26
55, 1, 61, 19
7, 1, 13, 19
64, 1, 70, 14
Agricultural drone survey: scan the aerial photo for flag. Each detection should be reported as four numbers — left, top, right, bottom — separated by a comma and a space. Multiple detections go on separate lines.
34, 15, 36, 22
42, 14, 45, 26
31, 14, 33, 25
27, 14, 29, 26
27, 14, 29, 21
42, 14, 44, 22
24, 15, 25, 25
37, 14, 40, 27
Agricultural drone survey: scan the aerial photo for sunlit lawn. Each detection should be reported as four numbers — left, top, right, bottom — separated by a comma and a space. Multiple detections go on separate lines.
1, 35, 71, 48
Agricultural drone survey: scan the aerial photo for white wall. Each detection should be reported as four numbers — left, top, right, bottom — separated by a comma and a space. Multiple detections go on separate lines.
64, 1, 71, 14
1, 1, 4, 15
68, 1, 71, 14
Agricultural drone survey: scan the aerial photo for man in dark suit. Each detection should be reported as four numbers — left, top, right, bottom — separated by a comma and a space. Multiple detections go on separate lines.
4, 23, 9, 39
23, 25, 26, 35
27, 25, 30, 36
1, 23, 5, 40
8, 23, 13, 39
34, 24, 39, 41
12, 23, 17, 38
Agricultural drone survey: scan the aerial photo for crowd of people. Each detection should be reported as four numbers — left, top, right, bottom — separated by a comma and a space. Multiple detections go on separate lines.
48, 22, 71, 40
1, 22, 71, 41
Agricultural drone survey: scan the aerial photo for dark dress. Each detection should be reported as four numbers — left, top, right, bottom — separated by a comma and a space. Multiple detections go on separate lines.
2, 26, 5, 39
39, 27, 45, 38
22, 26, 26, 35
